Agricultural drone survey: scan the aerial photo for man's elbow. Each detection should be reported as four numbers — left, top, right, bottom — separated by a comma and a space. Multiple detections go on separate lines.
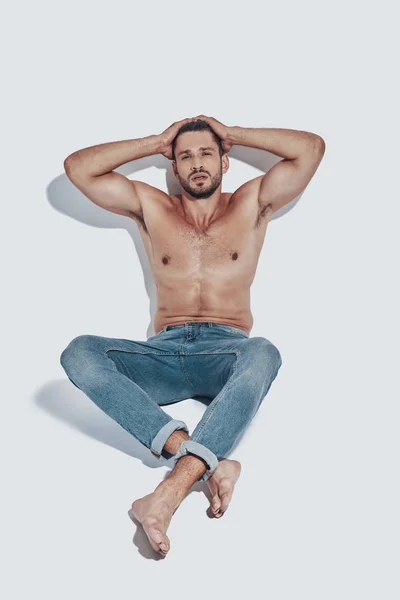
313, 136, 326, 154
63, 153, 86, 178
63, 154, 76, 174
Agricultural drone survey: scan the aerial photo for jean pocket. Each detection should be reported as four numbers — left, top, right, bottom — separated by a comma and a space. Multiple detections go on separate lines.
214, 324, 249, 338
147, 329, 165, 341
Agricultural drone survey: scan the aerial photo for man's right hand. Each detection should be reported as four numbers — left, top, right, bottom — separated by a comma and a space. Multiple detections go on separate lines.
159, 117, 194, 160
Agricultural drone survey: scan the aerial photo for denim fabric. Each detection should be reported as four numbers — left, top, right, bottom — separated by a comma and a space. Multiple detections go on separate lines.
60, 322, 282, 482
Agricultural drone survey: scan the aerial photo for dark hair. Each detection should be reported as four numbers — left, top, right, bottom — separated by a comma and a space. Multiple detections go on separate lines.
172, 119, 225, 161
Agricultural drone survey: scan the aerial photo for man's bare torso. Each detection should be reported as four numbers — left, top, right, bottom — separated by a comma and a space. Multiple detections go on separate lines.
131, 185, 270, 336
64, 122, 325, 341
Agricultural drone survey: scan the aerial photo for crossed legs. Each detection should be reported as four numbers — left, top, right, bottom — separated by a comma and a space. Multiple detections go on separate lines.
60, 333, 282, 557
131, 428, 242, 556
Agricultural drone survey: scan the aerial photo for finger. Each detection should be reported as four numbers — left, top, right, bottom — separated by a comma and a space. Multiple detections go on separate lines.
173, 118, 189, 128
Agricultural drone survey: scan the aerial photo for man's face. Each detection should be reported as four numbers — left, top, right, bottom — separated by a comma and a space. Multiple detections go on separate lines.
173, 130, 227, 199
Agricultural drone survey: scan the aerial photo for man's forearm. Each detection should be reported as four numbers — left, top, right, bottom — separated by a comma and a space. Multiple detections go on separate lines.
227, 126, 324, 160
64, 134, 164, 177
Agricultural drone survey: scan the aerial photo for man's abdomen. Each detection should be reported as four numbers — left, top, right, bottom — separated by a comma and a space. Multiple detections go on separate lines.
153, 278, 254, 335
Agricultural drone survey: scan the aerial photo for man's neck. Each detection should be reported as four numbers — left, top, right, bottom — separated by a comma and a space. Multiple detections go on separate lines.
177, 191, 229, 229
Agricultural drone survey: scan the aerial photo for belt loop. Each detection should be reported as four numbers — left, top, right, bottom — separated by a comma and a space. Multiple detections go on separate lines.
209, 322, 213, 328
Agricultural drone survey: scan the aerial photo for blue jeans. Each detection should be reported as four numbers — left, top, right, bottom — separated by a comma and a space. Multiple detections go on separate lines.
60, 322, 282, 482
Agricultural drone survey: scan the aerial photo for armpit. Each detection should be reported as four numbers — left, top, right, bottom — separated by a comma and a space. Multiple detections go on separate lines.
255, 202, 273, 228
130, 210, 148, 233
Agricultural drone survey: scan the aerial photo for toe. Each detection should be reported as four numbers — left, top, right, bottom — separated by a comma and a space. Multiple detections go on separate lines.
148, 528, 163, 552
211, 495, 221, 513
145, 523, 170, 554
220, 491, 231, 513
159, 541, 169, 556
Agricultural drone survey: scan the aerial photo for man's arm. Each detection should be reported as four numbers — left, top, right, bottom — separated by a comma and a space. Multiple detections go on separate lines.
228, 127, 326, 217
63, 135, 166, 218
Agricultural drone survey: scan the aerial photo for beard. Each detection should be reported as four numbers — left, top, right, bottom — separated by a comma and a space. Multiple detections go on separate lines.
177, 167, 223, 199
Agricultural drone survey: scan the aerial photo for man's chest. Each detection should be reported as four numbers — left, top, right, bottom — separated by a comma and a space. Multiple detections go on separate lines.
136, 193, 269, 277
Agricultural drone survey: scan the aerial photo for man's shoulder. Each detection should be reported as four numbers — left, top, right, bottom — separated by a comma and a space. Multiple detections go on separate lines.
228, 176, 264, 213
231, 176, 264, 204
129, 180, 175, 217
131, 180, 170, 203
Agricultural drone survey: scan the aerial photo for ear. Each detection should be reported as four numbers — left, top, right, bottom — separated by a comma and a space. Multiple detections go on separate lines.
221, 153, 229, 175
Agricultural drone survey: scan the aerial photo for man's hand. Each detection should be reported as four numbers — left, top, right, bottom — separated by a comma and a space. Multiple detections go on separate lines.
159, 117, 194, 160
159, 115, 234, 160
191, 114, 234, 153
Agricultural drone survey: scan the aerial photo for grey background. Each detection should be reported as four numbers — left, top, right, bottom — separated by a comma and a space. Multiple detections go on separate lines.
2, 0, 399, 597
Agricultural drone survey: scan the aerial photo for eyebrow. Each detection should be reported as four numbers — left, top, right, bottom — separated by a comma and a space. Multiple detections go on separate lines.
177, 146, 216, 157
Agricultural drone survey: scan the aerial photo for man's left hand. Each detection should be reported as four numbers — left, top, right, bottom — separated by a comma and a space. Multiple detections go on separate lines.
190, 115, 234, 153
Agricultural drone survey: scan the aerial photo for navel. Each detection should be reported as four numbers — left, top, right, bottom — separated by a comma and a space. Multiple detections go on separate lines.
231, 252, 238, 261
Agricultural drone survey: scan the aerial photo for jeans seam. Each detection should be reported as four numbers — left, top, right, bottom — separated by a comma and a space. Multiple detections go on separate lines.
178, 327, 218, 392
229, 329, 249, 338
178, 349, 240, 394
147, 332, 164, 340
181, 351, 240, 355
103, 348, 163, 407
212, 325, 249, 338
179, 353, 197, 392
190, 350, 239, 443
103, 347, 178, 356
104, 347, 239, 357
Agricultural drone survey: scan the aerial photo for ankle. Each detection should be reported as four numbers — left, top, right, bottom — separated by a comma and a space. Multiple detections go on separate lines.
155, 478, 186, 509
157, 455, 207, 501
163, 429, 190, 455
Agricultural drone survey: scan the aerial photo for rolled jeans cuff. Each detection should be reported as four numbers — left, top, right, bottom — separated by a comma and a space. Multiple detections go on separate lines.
173, 440, 219, 482
150, 419, 189, 459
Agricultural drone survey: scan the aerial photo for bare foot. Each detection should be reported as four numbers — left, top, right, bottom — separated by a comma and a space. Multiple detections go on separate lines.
131, 486, 179, 557
206, 458, 241, 518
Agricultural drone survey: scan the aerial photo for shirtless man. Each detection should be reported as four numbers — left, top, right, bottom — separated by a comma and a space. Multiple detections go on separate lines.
60, 115, 325, 556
